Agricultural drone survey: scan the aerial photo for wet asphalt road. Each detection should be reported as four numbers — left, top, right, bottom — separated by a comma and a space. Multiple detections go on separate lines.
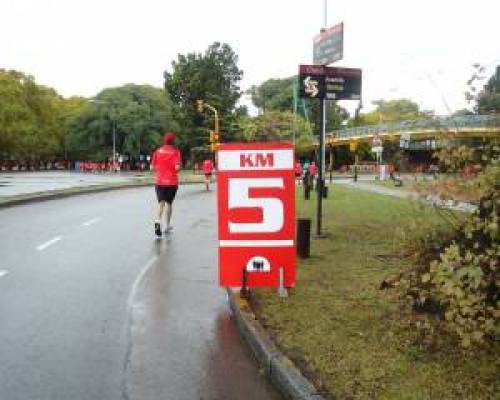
0, 185, 282, 400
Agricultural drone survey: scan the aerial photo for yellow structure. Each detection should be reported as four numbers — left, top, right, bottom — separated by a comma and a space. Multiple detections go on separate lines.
326, 115, 500, 148
196, 99, 221, 152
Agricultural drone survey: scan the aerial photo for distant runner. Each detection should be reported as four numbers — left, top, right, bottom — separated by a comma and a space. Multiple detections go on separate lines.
151, 132, 182, 237
308, 161, 318, 189
294, 160, 303, 185
202, 158, 214, 191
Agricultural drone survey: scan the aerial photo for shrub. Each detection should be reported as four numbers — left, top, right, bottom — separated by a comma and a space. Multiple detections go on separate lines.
405, 145, 499, 347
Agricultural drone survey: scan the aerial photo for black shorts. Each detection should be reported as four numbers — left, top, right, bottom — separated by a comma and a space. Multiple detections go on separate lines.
155, 185, 178, 204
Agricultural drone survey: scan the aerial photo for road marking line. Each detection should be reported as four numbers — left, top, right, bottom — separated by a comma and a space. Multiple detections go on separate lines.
127, 256, 158, 309
36, 236, 63, 251
0, 270, 8, 278
81, 217, 101, 227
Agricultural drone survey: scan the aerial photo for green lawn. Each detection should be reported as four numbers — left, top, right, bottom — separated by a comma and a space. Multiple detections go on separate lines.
179, 169, 206, 183
252, 185, 499, 400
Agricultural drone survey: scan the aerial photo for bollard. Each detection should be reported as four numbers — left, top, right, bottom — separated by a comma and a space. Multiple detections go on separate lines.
296, 218, 311, 258
277, 267, 288, 298
240, 267, 249, 299
322, 185, 328, 198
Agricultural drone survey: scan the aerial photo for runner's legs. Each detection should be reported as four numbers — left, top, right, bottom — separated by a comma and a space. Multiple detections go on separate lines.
165, 202, 173, 229
157, 200, 166, 221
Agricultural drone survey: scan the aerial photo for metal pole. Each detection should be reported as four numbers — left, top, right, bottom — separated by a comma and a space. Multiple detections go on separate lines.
317, 99, 325, 236
324, 0, 328, 27
316, 0, 328, 236
112, 120, 116, 171
214, 110, 219, 133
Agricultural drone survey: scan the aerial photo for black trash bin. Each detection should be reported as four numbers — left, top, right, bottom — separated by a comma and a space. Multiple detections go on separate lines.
296, 218, 311, 258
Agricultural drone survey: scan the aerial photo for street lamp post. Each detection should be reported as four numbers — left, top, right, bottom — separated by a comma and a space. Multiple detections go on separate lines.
112, 118, 116, 171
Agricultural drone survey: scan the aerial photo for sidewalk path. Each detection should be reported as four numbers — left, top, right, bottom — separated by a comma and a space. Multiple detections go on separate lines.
337, 181, 477, 213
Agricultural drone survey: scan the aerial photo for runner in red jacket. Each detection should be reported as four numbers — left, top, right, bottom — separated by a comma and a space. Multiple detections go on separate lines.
308, 161, 318, 188
202, 158, 214, 191
151, 132, 182, 237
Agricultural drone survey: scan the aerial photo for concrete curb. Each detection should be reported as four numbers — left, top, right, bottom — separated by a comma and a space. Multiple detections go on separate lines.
226, 288, 325, 400
0, 178, 206, 209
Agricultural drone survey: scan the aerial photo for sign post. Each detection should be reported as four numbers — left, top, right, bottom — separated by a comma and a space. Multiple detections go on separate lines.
299, 65, 362, 235
217, 143, 296, 288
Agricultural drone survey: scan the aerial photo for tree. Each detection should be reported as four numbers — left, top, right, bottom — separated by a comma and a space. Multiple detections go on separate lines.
477, 66, 500, 114
249, 78, 294, 113
236, 111, 314, 157
164, 42, 243, 154
66, 84, 179, 160
349, 98, 434, 127
465, 64, 500, 114
0, 69, 65, 160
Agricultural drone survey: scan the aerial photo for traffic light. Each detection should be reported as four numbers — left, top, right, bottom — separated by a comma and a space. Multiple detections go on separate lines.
209, 131, 220, 143
196, 99, 204, 113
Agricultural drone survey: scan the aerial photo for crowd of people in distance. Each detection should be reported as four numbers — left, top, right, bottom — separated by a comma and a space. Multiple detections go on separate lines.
0, 159, 149, 173
73, 160, 148, 173
0, 160, 68, 171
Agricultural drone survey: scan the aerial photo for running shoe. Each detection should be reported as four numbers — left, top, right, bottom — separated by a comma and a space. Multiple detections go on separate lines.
155, 222, 162, 237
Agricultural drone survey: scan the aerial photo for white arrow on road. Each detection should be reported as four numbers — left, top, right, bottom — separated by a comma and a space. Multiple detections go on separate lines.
303, 76, 319, 97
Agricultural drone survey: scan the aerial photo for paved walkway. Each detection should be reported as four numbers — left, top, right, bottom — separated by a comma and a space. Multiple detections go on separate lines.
338, 180, 477, 213
339, 181, 411, 199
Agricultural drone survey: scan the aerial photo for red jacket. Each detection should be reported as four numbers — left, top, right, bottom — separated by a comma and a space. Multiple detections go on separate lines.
202, 159, 214, 174
151, 145, 182, 186
308, 163, 318, 176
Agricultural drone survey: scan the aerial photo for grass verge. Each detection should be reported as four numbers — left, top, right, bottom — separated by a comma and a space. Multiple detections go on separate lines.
251, 184, 499, 399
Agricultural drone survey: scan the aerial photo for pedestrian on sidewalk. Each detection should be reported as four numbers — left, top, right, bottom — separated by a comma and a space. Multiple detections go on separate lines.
150, 132, 182, 237
294, 160, 303, 185
308, 161, 318, 189
202, 158, 214, 191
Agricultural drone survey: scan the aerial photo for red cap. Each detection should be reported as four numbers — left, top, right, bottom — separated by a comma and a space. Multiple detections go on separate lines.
163, 132, 176, 144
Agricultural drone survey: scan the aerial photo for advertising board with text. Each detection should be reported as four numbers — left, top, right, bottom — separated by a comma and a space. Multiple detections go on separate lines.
313, 22, 344, 65
299, 64, 362, 100
217, 143, 296, 287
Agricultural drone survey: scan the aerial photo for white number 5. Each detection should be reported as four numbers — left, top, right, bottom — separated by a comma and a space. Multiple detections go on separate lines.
228, 178, 284, 233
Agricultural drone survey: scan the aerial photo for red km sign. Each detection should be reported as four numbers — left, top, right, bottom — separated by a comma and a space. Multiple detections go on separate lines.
217, 142, 296, 288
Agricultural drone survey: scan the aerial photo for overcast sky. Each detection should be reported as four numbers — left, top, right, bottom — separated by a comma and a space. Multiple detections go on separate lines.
1, 0, 499, 115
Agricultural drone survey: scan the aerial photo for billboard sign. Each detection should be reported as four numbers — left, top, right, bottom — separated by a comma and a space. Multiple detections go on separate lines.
217, 143, 296, 288
313, 22, 344, 65
299, 64, 362, 100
